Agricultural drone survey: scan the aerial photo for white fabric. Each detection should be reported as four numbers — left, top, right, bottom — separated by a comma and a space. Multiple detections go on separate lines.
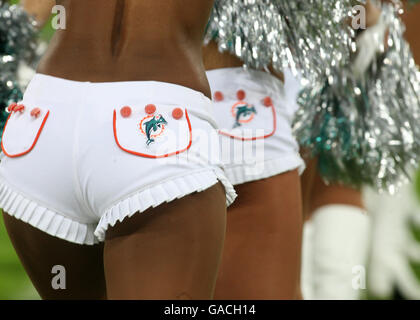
364, 181, 420, 299
305, 205, 370, 300
114, 106, 191, 157
2, 109, 49, 156
206, 67, 305, 185
283, 68, 303, 115
0, 74, 236, 245
301, 220, 315, 300
352, 15, 388, 78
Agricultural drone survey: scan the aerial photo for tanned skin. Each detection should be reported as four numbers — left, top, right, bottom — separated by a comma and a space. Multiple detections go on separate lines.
3, 0, 228, 300
403, 1, 420, 63
203, 44, 303, 300
21, 0, 55, 27
36, 0, 213, 97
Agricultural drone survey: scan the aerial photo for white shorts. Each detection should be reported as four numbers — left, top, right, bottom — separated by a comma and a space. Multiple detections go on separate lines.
206, 67, 305, 185
0, 74, 236, 245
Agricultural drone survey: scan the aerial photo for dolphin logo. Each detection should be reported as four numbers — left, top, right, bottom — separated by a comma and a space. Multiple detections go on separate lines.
233, 104, 257, 128
143, 115, 168, 145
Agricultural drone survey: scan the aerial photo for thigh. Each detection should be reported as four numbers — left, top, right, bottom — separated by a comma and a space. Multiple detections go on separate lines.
300, 156, 318, 220
309, 167, 363, 215
103, 183, 227, 300
300, 157, 364, 219
2, 212, 106, 300
214, 170, 303, 300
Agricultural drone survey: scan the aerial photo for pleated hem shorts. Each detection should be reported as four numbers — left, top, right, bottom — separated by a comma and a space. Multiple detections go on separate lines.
0, 74, 236, 245
207, 67, 305, 186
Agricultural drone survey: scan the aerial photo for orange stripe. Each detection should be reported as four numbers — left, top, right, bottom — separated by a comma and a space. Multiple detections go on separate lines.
1, 111, 50, 158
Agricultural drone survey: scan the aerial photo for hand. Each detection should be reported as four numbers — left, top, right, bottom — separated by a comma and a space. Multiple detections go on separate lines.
21, 0, 55, 28
365, 0, 382, 28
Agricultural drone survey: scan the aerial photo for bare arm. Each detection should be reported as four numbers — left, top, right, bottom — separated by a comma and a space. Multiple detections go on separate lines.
365, 0, 382, 27
21, 0, 55, 27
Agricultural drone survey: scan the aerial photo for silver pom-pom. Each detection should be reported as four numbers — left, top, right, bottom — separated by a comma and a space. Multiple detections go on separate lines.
205, 0, 358, 80
0, 3, 37, 64
294, 1, 420, 193
0, 3, 37, 131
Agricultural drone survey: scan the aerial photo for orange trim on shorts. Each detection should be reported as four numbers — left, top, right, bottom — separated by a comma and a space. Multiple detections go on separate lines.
218, 103, 277, 141
1, 111, 50, 158
113, 109, 192, 159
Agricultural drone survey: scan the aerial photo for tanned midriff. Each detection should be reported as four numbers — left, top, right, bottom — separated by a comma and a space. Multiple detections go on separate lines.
37, 0, 214, 98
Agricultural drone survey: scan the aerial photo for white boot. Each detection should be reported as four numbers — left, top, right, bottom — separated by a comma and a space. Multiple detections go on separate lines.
364, 184, 420, 299
301, 220, 314, 300
308, 205, 370, 300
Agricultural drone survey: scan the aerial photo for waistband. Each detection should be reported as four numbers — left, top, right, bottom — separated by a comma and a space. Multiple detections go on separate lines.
206, 67, 286, 98
23, 74, 217, 126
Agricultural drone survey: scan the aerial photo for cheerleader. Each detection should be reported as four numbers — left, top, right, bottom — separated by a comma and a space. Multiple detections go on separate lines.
297, 0, 420, 299
1, 0, 236, 300
203, 0, 355, 299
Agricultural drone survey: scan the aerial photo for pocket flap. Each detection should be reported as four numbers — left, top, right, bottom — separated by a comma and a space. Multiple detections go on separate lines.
1, 106, 50, 158
113, 104, 192, 158
217, 100, 277, 141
